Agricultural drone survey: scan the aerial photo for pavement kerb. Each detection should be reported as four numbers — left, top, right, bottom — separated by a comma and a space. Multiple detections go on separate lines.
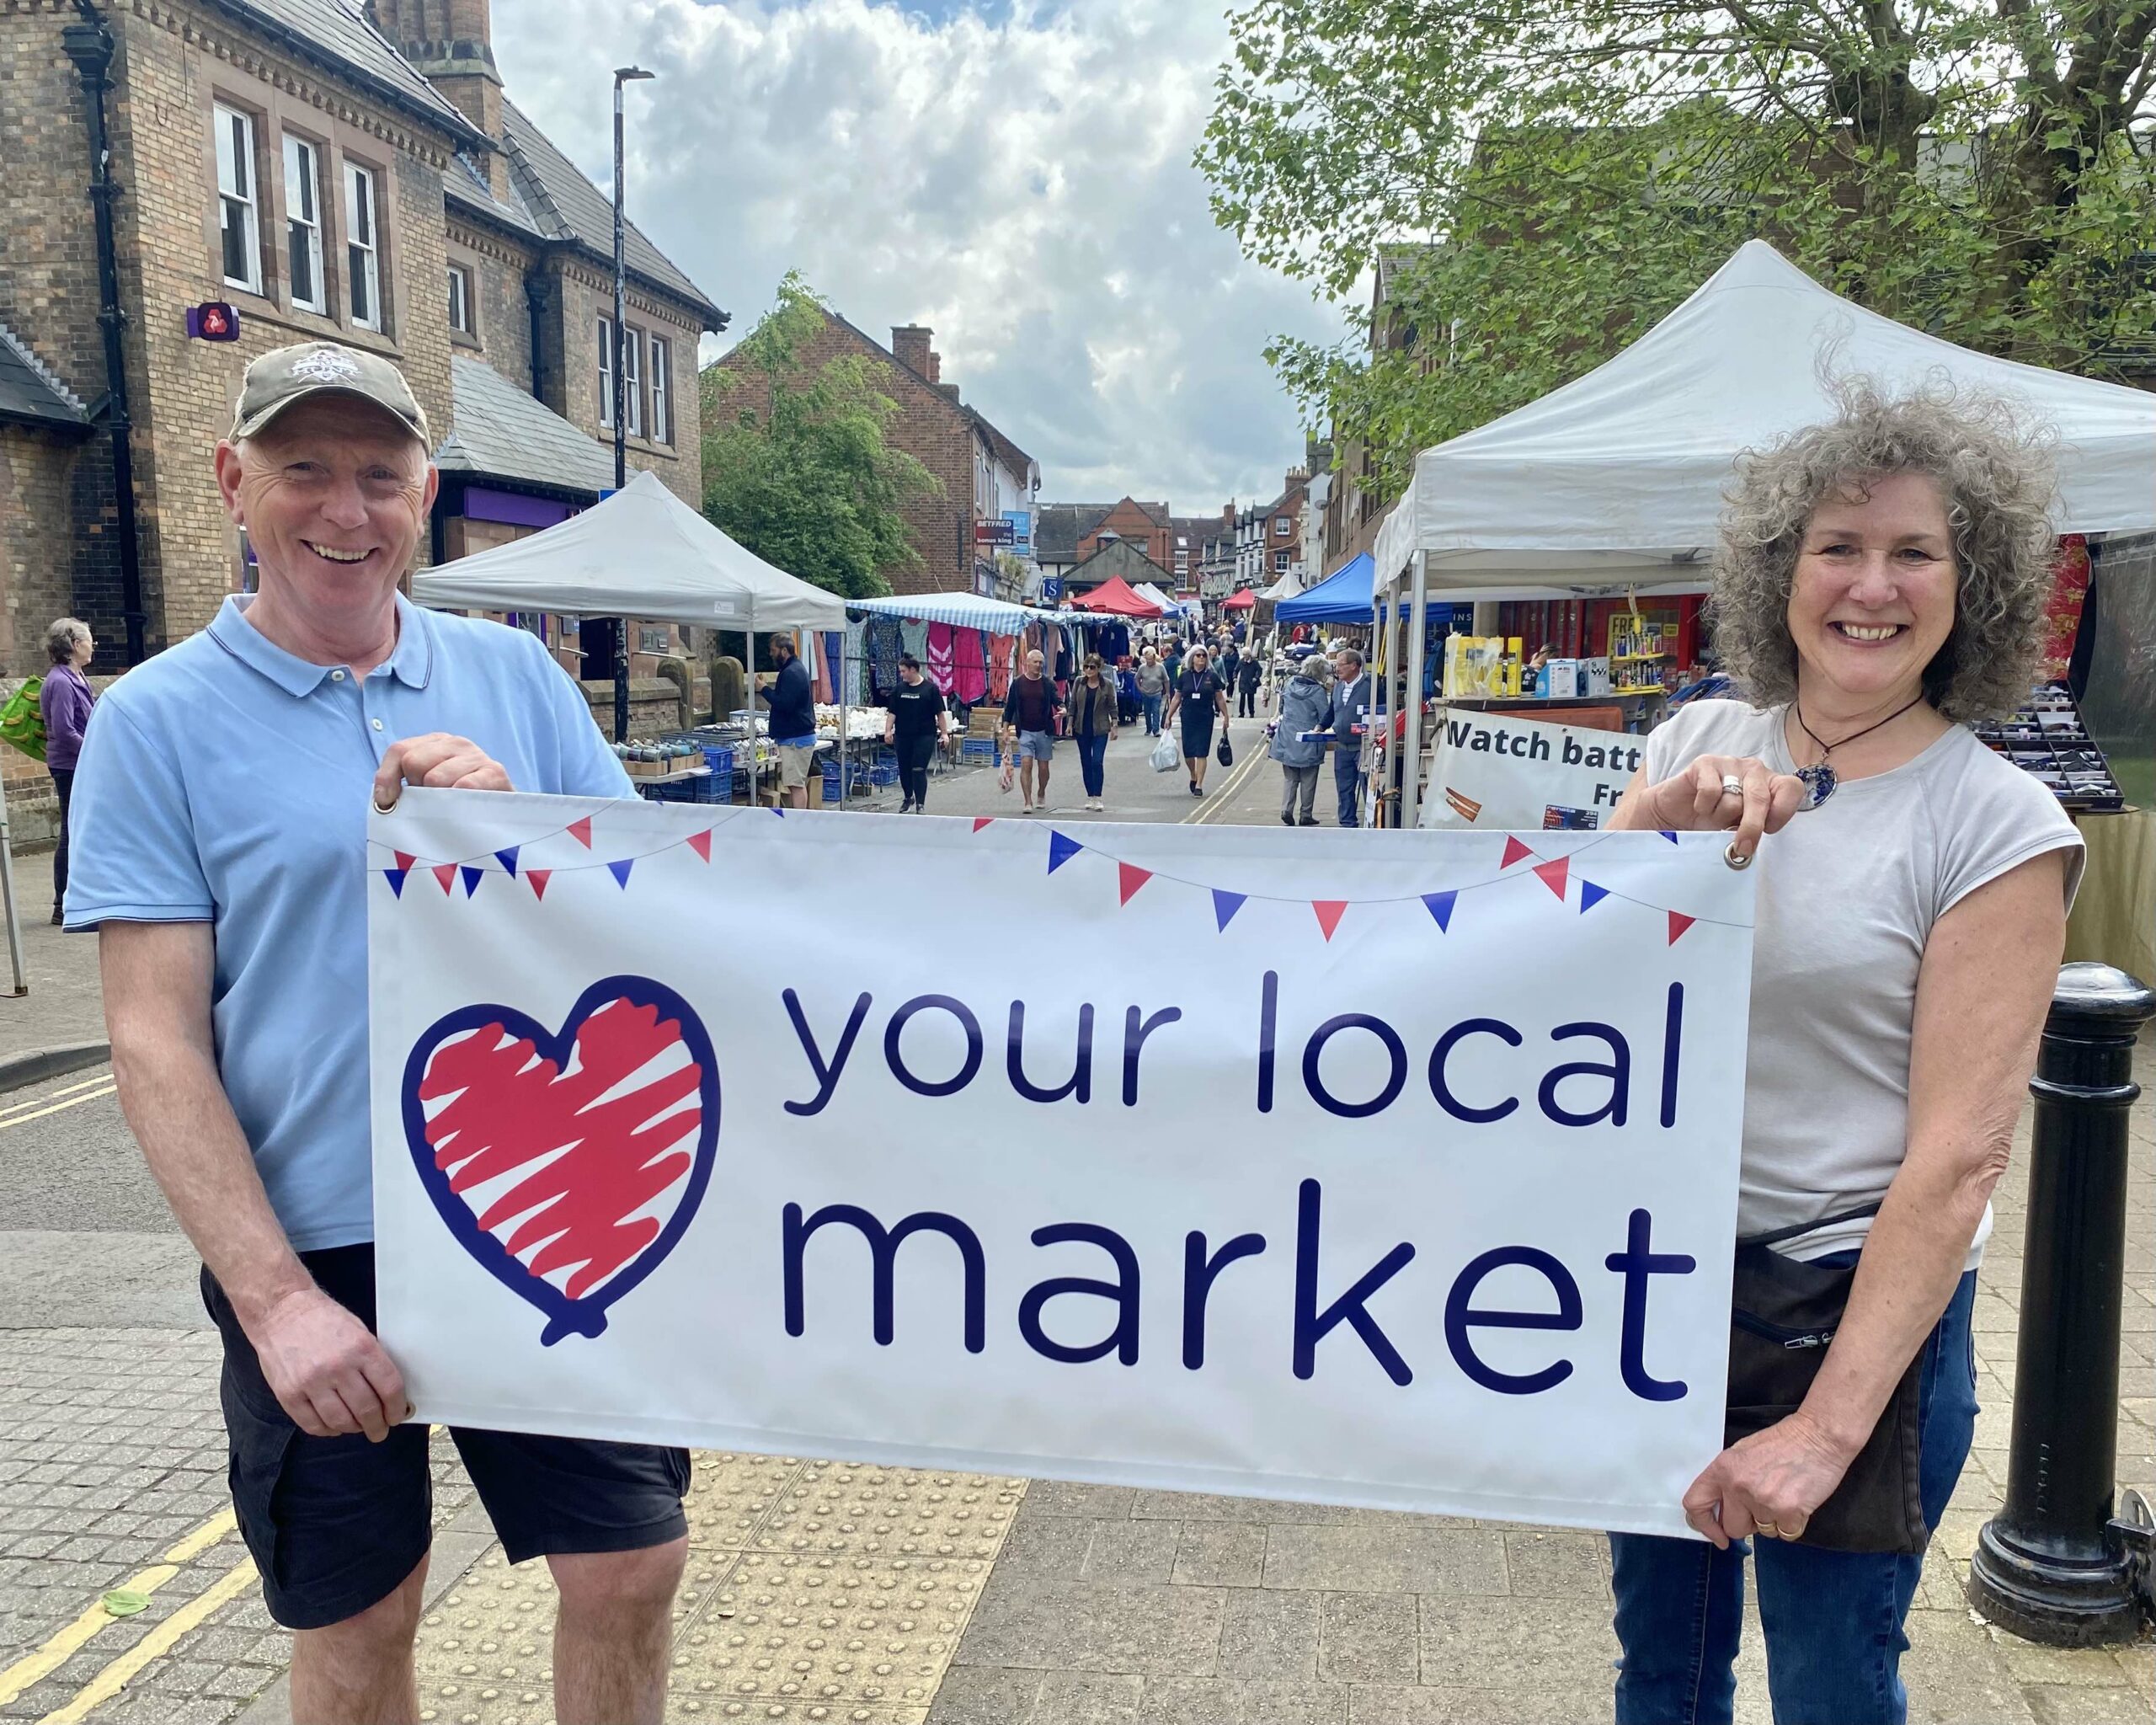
0, 1041, 109, 1093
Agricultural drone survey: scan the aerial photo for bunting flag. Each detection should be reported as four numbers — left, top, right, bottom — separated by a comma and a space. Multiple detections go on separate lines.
1580, 880, 1609, 914
1312, 900, 1348, 942
433, 863, 458, 895
1048, 831, 1083, 874
383, 868, 408, 899
1661, 830, 1679, 844
395, 851, 416, 873
1422, 890, 1456, 932
568, 817, 594, 849
687, 830, 712, 862
1500, 836, 1534, 870
1212, 889, 1246, 932
494, 846, 520, 877
1533, 857, 1570, 900
527, 869, 552, 900
461, 866, 484, 898
1668, 911, 1694, 944
608, 858, 635, 889
1118, 862, 1151, 905
973, 818, 995, 833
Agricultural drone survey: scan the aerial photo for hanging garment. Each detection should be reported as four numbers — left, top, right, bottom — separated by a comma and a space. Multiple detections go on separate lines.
954, 628, 989, 705
868, 617, 904, 696
926, 622, 957, 691
845, 620, 870, 704
989, 634, 1016, 702
900, 618, 931, 667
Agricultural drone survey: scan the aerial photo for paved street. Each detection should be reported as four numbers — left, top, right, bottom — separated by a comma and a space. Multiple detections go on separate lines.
0, 773, 2148, 1723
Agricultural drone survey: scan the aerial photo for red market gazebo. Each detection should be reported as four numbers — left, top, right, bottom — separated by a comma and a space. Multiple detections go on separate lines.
1221, 587, 1257, 610
1075, 574, 1163, 617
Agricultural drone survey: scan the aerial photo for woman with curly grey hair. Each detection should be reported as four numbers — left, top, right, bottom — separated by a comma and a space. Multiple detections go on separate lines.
1604, 381, 2082, 1724
40, 618, 97, 925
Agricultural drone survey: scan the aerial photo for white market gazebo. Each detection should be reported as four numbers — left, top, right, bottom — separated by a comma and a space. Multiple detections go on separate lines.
1368, 239, 2156, 823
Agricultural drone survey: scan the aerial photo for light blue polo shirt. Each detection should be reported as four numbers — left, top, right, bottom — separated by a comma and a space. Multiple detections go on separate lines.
64, 594, 633, 1252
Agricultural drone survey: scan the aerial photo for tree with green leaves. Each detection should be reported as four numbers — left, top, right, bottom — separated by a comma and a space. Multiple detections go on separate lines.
1200, 3, 2156, 500
699, 274, 940, 599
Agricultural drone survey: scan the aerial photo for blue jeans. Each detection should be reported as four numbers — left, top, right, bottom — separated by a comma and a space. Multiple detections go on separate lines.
1076, 731, 1108, 798
1142, 694, 1162, 734
1333, 750, 1363, 826
1609, 1265, 1979, 1725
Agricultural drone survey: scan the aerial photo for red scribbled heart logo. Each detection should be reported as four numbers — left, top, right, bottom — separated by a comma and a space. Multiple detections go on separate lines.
400, 977, 719, 1343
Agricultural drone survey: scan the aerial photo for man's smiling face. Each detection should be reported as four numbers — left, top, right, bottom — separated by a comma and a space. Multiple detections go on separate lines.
216, 394, 436, 617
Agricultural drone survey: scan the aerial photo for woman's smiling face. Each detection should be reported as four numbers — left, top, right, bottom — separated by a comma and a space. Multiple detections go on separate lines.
1786, 471, 1957, 705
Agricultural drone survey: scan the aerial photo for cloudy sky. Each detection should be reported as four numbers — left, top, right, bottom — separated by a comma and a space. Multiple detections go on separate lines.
489, 0, 1344, 512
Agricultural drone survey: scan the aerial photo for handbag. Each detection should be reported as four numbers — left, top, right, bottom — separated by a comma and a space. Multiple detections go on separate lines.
1, 676, 45, 762
1216, 727, 1233, 768
1725, 1203, 1929, 1553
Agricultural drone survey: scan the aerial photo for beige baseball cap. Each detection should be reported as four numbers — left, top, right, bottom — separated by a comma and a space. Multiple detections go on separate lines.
228, 341, 431, 445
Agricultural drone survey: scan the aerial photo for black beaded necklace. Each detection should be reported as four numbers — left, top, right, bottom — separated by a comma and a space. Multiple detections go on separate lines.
1790, 693, 1928, 809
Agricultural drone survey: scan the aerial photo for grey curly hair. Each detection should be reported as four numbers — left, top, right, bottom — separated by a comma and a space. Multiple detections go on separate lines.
1706, 377, 2060, 724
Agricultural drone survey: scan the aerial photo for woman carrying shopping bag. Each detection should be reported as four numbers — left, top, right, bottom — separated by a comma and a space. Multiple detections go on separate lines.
1162, 645, 1230, 798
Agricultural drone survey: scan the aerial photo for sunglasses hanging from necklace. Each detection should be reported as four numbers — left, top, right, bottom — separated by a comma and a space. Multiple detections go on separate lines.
1792, 693, 1927, 809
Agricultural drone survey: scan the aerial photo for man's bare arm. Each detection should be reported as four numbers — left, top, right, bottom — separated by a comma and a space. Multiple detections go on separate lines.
101, 921, 405, 1440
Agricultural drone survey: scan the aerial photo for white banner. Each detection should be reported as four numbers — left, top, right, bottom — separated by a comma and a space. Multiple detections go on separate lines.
370, 794, 1755, 1539
1422, 707, 1647, 833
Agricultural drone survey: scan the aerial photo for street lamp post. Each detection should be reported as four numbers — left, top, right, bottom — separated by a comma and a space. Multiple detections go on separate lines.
611, 65, 654, 744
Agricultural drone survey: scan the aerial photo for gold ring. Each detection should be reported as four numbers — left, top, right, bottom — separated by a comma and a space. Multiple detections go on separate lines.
1754, 1521, 1780, 1539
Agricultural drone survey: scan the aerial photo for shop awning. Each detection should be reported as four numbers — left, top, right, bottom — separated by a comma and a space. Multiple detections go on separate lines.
850, 592, 1047, 632
1275, 555, 1377, 623
1075, 575, 1165, 617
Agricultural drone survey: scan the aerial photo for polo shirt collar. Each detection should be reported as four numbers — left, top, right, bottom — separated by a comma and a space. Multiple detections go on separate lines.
207, 592, 435, 696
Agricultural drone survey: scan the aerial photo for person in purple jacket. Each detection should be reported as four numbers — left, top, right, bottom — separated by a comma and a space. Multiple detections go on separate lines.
39, 618, 96, 924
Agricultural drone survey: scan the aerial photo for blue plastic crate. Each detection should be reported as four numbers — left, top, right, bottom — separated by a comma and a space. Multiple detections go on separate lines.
867, 764, 899, 788
960, 737, 997, 761
701, 745, 734, 777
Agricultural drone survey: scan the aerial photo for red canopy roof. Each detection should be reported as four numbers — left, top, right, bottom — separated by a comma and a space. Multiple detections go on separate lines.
1221, 587, 1257, 609
1075, 574, 1163, 617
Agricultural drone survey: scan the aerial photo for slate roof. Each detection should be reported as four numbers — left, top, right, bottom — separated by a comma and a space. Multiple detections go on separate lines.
499, 99, 723, 327
1034, 504, 1113, 563
0, 323, 89, 434
434, 356, 615, 495
1068, 537, 1173, 587
442, 151, 544, 241
208, 1, 488, 148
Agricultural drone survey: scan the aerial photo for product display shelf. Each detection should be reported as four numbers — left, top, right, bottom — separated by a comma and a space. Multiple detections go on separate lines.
1972, 681, 2125, 814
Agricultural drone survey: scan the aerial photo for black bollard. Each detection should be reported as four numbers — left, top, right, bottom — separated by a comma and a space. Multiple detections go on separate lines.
1966, 962, 2154, 1645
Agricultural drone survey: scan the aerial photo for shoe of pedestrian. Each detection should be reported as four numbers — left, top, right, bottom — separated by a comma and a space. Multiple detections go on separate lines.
50, 906, 63, 926
1193, 784, 1205, 798
1298, 815, 1320, 826
1281, 813, 1295, 826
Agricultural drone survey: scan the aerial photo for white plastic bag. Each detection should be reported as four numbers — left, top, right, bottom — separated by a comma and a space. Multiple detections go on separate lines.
1150, 731, 1181, 773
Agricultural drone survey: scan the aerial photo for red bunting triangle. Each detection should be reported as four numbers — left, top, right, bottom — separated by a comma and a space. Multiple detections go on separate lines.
432, 863, 457, 895
1668, 911, 1694, 944
1501, 836, 1534, 869
528, 869, 552, 900
394, 851, 415, 873
568, 817, 593, 849
1533, 857, 1569, 900
1118, 862, 1151, 905
1312, 900, 1348, 941
687, 830, 712, 862
973, 818, 995, 833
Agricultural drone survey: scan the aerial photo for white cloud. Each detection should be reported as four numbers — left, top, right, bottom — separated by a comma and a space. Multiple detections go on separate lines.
489, 0, 1343, 510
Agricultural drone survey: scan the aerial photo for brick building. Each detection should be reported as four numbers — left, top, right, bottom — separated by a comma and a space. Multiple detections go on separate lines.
707, 310, 1038, 600
1224, 468, 1310, 595
0, 0, 724, 689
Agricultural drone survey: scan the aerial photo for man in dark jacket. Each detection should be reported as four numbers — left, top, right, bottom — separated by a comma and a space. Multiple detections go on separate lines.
764, 635, 819, 809
1235, 649, 1263, 718
1331, 649, 1372, 827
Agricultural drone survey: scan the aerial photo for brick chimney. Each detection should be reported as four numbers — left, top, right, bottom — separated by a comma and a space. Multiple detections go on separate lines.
890, 327, 937, 380
1221, 503, 1235, 528
926, 350, 942, 383
369, 0, 509, 197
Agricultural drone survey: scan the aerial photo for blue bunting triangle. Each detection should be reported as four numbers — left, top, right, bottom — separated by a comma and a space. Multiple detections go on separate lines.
494, 846, 520, 877
1422, 890, 1456, 931
1212, 889, 1246, 932
609, 857, 634, 888
461, 866, 484, 897
1580, 880, 1609, 913
1660, 830, 1678, 843
383, 868, 407, 899
1047, 831, 1083, 874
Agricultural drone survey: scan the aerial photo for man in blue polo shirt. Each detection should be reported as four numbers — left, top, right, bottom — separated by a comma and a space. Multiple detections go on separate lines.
65, 342, 686, 1725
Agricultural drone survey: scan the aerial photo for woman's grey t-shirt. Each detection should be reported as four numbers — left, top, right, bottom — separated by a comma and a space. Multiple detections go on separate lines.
1645, 699, 2084, 1268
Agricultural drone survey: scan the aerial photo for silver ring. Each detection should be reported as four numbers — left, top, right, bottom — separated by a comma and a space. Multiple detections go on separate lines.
372, 795, 398, 815
1719, 774, 1744, 799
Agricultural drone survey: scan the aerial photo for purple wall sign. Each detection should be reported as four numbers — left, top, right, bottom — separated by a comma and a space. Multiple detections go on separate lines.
464, 487, 577, 530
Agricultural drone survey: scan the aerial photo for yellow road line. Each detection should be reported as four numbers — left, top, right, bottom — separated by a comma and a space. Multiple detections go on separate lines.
0, 1071, 115, 1115
38, 1556, 258, 1724
0, 1085, 117, 1131
1182, 745, 1267, 825
0, 1511, 237, 1706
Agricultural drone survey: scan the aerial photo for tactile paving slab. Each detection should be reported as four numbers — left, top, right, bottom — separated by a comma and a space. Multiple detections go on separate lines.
409, 1454, 1022, 1724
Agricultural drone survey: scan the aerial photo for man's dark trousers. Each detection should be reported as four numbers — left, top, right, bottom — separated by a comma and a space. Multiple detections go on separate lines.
1334, 749, 1363, 827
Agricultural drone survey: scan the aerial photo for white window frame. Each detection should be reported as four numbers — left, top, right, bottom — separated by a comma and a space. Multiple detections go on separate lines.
1275, 515, 1293, 537
214, 104, 262, 294
623, 325, 643, 437
447, 263, 473, 335
1273, 549, 1292, 572
281, 133, 324, 312
344, 160, 382, 332
597, 316, 615, 429
648, 334, 671, 445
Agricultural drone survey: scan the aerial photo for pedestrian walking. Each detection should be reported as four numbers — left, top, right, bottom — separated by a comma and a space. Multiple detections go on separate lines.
1163, 640, 1184, 688
1001, 646, 1062, 814
1162, 644, 1230, 798
62, 343, 689, 1725
1115, 660, 1141, 726
1134, 648, 1167, 735
1330, 648, 1372, 826
39, 617, 96, 925
1235, 647, 1262, 718
1070, 653, 1119, 810
761, 633, 818, 809
1269, 656, 1333, 825
1603, 381, 2081, 1725
882, 652, 951, 813
1219, 641, 1241, 699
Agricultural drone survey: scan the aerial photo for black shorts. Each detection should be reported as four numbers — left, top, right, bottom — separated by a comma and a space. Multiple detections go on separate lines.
203, 1244, 691, 1631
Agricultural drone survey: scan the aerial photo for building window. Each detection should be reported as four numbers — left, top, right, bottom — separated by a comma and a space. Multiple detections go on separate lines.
1274, 550, 1291, 572
648, 335, 671, 445
344, 162, 382, 331
214, 104, 262, 293
623, 327, 643, 437
447, 264, 473, 334
1275, 516, 1293, 537
282, 134, 324, 312
597, 316, 615, 429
